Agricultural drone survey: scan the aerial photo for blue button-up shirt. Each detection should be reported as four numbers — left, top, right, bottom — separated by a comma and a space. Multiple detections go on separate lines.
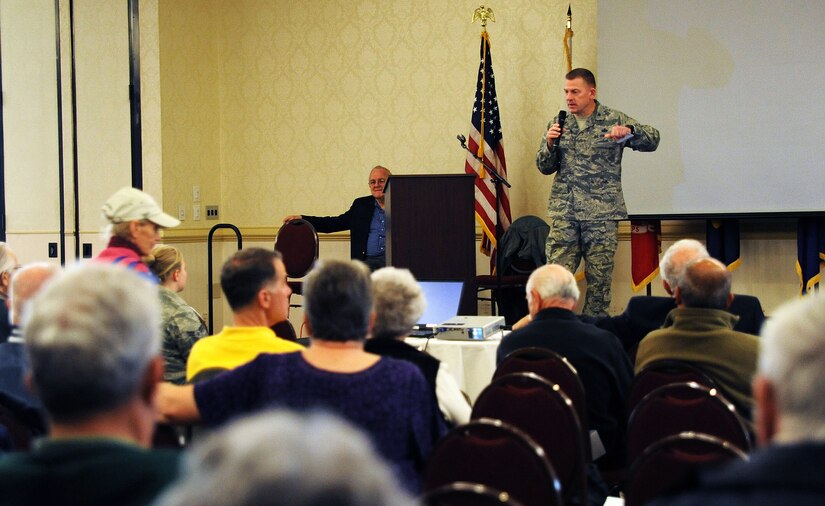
365, 200, 386, 257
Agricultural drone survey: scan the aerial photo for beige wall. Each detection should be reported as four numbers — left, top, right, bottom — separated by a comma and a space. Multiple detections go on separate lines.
0, 0, 807, 329
152, 0, 807, 325
158, 0, 596, 226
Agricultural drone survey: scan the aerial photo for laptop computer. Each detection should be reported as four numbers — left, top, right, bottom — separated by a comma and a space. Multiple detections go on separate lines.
408, 280, 465, 337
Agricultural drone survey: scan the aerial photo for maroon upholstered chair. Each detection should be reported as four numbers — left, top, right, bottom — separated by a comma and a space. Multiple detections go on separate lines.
422, 481, 527, 506
627, 381, 752, 464
424, 418, 562, 506
625, 432, 748, 506
628, 359, 719, 413
471, 373, 589, 506
494, 347, 589, 429
274, 219, 319, 302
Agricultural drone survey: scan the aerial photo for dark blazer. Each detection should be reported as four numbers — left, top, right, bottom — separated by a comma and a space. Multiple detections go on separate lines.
0, 340, 44, 415
653, 442, 825, 506
302, 196, 377, 261
497, 307, 633, 467
592, 294, 766, 351
364, 338, 440, 393
0, 301, 11, 344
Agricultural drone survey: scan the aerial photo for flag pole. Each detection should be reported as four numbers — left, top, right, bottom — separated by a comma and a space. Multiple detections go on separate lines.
472, 6, 495, 177
470, 5, 505, 285
564, 4, 574, 72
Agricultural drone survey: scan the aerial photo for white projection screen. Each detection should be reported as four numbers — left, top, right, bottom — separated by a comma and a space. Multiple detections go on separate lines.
597, 0, 825, 217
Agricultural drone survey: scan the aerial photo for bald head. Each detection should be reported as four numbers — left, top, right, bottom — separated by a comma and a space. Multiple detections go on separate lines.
526, 264, 580, 314
10, 263, 61, 325
660, 239, 710, 294
675, 257, 732, 310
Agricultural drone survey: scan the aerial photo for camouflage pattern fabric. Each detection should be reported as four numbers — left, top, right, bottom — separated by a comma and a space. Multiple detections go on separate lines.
537, 100, 659, 315
159, 286, 208, 384
546, 218, 618, 316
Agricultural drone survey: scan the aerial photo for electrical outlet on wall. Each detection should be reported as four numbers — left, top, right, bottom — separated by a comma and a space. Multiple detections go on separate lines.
193, 204, 201, 221
178, 205, 186, 221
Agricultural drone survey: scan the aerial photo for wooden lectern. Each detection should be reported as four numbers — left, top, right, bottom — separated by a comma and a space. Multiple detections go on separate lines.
385, 174, 477, 315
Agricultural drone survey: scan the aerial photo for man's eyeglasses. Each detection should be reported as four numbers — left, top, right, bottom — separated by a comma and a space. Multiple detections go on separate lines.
368, 178, 387, 187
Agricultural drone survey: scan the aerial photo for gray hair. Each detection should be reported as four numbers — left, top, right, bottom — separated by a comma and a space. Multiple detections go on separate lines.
156, 409, 414, 506
10, 262, 61, 325
23, 263, 161, 423
760, 294, 825, 443
660, 239, 709, 287
0, 242, 17, 274
304, 260, 372, 342
370, 267, 426, 340
677, 257, 731, 309
526, 264, 580, 303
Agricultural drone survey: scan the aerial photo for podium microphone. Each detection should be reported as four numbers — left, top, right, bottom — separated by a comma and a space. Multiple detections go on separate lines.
456, 134, 467, 147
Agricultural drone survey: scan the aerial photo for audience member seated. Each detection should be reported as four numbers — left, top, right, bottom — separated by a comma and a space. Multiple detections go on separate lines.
186, 248, 302, 382
497, 264, 633, 469
0, 264, 180, 504
0, 263, 60, 423
96, 187, 180, 281
365, 267, 471, 426
653, 293, 825, 505
158, 260, 445, 493
635, 257, 759, 419
594, 239, 765, 350
0, 242, 20, 343
148, 245, 208, 385
156, 409, 415, 506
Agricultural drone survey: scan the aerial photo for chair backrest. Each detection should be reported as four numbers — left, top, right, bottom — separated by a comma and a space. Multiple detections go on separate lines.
625, 432, 748, 506
494, 347, 589, 428
628, 359, 719, 413
274, 219, 319, 279
422, 481, 526, 506
627, 381, 752, 463
424, 418, 563, 506
471, 372, 588, 505
0, 392, 48, 451
271, 319, 298, 342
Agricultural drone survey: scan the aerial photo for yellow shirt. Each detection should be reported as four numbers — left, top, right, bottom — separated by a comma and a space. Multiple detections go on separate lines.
186, 326, 303, 382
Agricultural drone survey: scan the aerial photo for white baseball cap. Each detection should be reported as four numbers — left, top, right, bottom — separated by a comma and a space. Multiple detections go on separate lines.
101, 187, 181, 228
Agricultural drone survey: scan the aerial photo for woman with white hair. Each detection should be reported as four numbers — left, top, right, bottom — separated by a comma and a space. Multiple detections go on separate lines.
365, 267, 471, 426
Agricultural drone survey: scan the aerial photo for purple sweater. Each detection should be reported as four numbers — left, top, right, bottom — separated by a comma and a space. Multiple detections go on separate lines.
194, 351, 444, 492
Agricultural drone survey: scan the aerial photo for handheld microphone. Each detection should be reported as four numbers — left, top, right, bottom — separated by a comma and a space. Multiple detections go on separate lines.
555, 110, 567, 146
552, 110, 567, 172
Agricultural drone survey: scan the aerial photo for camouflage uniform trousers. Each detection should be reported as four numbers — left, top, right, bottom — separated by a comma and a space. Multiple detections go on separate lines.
545, 218, 618, 316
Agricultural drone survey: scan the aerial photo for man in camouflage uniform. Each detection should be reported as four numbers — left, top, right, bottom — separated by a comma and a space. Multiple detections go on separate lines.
537, 68, 660, 315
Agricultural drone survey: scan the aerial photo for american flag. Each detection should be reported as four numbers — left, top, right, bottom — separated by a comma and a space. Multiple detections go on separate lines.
464, 30, 512, 273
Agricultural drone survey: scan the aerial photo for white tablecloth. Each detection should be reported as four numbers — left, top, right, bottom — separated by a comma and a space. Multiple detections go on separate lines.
405, 333, 502, 402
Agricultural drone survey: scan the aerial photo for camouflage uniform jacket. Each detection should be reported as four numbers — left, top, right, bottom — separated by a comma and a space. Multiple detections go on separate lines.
159, 286, 208, 385
536, 100, 660, 221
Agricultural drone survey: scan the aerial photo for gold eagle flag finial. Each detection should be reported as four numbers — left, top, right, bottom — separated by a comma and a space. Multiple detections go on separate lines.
472, 5, 495, 29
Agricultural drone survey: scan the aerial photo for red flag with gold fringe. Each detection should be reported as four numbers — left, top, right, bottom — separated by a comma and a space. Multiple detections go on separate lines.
630, 220, 661, 291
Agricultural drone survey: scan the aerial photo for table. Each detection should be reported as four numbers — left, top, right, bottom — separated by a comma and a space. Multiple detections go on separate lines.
405, 332, 503, 402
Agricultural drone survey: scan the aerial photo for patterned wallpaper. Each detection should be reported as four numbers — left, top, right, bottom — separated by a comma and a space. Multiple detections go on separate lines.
157, 0, 597, 230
